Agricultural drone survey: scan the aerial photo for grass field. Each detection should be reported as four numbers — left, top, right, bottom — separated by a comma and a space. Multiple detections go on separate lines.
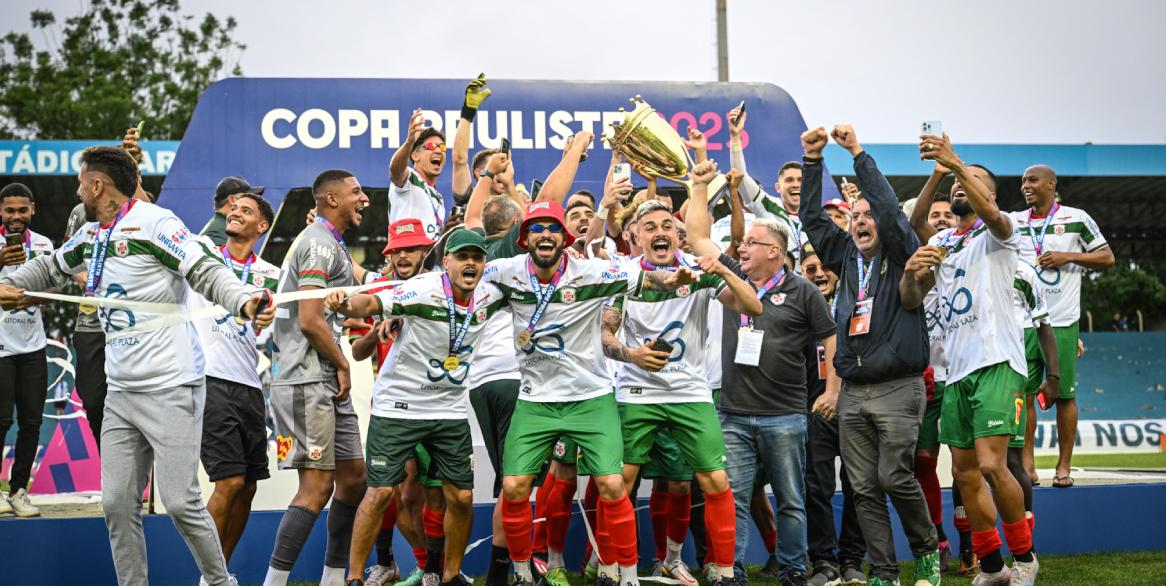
1035, 452, 1166, 469
283, 551, 1166, 586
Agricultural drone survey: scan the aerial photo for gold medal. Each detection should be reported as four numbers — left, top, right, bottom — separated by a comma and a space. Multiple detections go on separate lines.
516, 329, 533, 348
443, 356, 460, 371
79, 303, 98, 315
234, 316, 247, 326
936, 246, 950, 261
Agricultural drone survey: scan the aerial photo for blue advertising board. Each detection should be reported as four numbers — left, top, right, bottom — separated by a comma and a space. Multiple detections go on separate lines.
161, 78, 836, 230
0, 140, 179, 176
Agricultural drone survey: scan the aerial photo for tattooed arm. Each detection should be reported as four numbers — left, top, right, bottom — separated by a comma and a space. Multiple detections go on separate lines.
601, 303, 668, 371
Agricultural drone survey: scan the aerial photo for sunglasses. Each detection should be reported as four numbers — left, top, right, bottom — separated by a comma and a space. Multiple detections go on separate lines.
528, 223, 564, 234
417, 141, 447, 153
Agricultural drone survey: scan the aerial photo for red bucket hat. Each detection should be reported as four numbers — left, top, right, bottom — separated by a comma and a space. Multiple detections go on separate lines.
383, 218, 436, 255
517, 200, 575, 250
823, 198, 850, 212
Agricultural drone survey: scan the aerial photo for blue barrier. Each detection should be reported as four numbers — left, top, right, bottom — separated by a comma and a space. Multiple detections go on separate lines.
2, 483, 1163, 585
1076, 332, 1166, 420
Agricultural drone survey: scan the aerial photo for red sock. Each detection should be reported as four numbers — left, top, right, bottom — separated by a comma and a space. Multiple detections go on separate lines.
600, 494, 638, 567
594, 491, 610, 565
382, 497, 399, 530
953, 512, 971, 534
650, 487, 669, 560
1002, 518, 1033, 557
502, 497, 534, 562
1027, 512, 1035, 533
972, 528, 1003, 561
423, 506, 445, 540
584, 478, 601, 562
760, 522, 777, 555
666, 491, 691, 547
546, 478, 577, 553
703, 488, 737, 567
532, 470, 556, 553
413, 547, 428, 568
915, 454, 943, 526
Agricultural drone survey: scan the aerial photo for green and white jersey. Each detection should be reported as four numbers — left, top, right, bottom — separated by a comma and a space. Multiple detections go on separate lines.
0, 230, 53, 357
923, 286, 948, 383
1012, 261, 1050, 329
730, 146, 807, 268
615, 253, 726, 404
189, 237, 280, 390
710, 212, 755, 253
465, 308, 521, 387
705, 299, 724, 389
390, 168, 446, 240
372, 272, 507, 419
482, 255, 644, 403
52, 200, 251, 392
928, 219, 1026, 383
1009, 205, 1108, 326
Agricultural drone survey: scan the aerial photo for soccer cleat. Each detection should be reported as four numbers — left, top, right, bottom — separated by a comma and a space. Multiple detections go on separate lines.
0, 494, 12, 515
513, 575, 534, 586
840, 564, 867, 585
347, 581, 366, 586
421, 572, 441, 586
199, 575, 239, 586
650, 560, 665, 577
663, 560, 699, 586
541, 567, 571, 586
393, 568, 425, 586
781, 571, 809, 586
596, 573, 619, 586
958, 551, 980, 576
912, 550, 941, 585
9, 489, 39, 517
441, 573, 473, 586
970, 568, 1011, 585
938, 542, 952, 573
867, 578, 899, 586
759, 555, 782, 579
582, 562, 598, 584
809, 561, 843, 586
1009, 556, 1038, 586
367, 563, 402, 586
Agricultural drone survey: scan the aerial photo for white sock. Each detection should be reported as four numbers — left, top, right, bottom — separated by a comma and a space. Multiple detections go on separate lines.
664, 538, 683, 565
589, 549, 600, 566
515, 560, 533, 582
548, 548, 565, 569
717, 565, 734, 580
599, 563, 618, 580
262, 568, 290, 586
620, 564, 640, 585
319, 566, 346, 586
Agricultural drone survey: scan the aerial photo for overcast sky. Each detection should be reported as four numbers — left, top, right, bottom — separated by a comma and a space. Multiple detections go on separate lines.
6, 0, 1166, 144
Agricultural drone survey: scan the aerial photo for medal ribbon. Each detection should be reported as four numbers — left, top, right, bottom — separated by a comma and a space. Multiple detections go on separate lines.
1026, 202, 1060, 255
524, 256, 566, 335
85, 198, 135, 297
220, 245, 255, 285
856, 252, 877, 302
940, 218, 984, 254
740, 268, 784, 329
441, 272, 476, 359
639, 250, 687, 272
315, 216, 351, 259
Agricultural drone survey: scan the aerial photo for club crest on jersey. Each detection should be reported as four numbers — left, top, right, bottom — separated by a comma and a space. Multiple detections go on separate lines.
553, 440, 567, 458
560, 288, 576, 303
771, 293, 786, 305
276, 435, 293, 462
252, 274, 265, 287
475, 308, 488, 323
1054, 225, 1065, 235
307, 446, 323, 461
114, 240, 129, 257
676, 285, 691, 297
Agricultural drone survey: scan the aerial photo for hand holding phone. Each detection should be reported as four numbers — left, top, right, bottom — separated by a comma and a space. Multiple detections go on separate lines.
732, 101, 746, 125
500, 137, 511, 155
921, 120, 943, 138
650, 338, 673, 354
611, 163, 631, 187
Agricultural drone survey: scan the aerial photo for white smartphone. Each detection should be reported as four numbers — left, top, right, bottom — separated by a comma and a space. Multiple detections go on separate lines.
921, 120, 943, 137
611, 163, 631, 185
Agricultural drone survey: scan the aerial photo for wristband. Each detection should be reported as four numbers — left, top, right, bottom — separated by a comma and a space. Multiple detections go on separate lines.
1048, 374, 1060, 379
482, 170, 495, 180
597, 206, 610, 220
461, 105, 477, 123
803, 154, 824, 163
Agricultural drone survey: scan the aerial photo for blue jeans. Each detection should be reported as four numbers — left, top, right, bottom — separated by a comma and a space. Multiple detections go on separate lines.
721, 412, 808, 581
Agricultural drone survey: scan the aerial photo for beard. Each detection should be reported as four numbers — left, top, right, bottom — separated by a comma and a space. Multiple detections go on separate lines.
531, 246, 564, 269
951, 199, 973, 217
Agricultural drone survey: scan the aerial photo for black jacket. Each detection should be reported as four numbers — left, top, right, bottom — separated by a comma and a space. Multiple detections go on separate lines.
800, 151, 928, 384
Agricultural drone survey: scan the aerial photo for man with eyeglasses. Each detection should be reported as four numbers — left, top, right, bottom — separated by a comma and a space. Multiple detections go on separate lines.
480, 199, 698, 586
687, 160, 839, 586
391, 109, 449, 240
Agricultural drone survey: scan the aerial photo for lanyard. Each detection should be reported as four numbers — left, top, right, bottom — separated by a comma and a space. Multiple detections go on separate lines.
220, 245, 255, 285
441, 273, 476, 358
315, 216, 350, 259
1026, 203, 1060, 255
639, 251, 688, 272
941, 218, 983, 253
85, 199, 135, 297
740, 269, 784, 328
856, 252, 877, 302
524, 256, 566, 334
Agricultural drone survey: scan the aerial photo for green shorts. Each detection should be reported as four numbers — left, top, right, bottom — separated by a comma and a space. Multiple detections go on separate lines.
1025, 324, 1079, 399
621, 402, 725, 480
413, 445, 444, 489
1008, 396, 1029, 450
365, 416, 474, 489
916, 383, 945, 450
504, 394, 624, 477
550, 437, 595, 476
940, 362, 1025, 450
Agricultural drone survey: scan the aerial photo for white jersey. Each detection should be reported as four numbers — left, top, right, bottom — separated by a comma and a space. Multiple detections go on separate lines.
390, 168, 447, 241
372, 272, 506, 419
705, 299, 724, 390
615, 253, 726, 404
729, 146, 807, 269
929, 218, 1026, 383
481, 255, 644, 403
0, 230, 53, 357
1009, 205, 1108, 326
923, 286, 947, 383
1012, 262, 1050, 329
190, 238, 280, 389
52, 200, 250, 392
465, 307, 520, 388
711, 212, 755, 253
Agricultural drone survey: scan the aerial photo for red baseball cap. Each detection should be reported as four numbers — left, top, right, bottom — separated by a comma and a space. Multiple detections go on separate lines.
518, 200, 575, 250
823, 198, 850, 212
383, 218, 436, 254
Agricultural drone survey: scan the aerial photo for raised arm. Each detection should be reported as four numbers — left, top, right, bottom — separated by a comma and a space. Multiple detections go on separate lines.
899, 246, 942, 310
726, 168, 746, 259
693, 254, 761, 317
538, 131, 594, 203
921, 133, 1012, 240
799, 127, 850, 274
832, 124, 919, 265
325, 290, 383, 319
683, 160, 722, 259
464, 152, 509, 232
451, 74, 492, 198
909, 165, 949, 243
390, 109, 425, 188
685, 127, 708, 164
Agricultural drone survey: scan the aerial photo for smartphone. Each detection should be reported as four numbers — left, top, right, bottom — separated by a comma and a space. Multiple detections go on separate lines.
921, 120, 943, 137
530, 179, 544, 199
136, 120, 145, 135
1037, 391, 1050, 410
611, 163, 631, 185
500, 137, 511, 155
650, 338, 673, 354
5, 232, 22, 247
732, 101, 746, 125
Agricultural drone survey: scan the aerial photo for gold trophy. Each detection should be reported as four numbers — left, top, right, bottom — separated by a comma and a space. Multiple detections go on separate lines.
604, 95, 728, 206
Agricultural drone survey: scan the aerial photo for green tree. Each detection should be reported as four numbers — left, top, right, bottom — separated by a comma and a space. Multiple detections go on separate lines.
1082, 263, 1166, 330
0, 0, 244, 140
